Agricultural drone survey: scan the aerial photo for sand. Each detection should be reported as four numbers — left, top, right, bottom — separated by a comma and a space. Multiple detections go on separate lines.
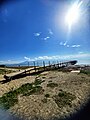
0, 70, 90, 120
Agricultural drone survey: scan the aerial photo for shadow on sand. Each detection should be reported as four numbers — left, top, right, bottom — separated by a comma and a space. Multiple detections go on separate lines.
49, 97, 90, 120
66, 98, 90, 120
0, 70, 45, 84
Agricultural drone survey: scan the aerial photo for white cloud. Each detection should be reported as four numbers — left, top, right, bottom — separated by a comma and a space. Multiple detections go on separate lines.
0, 61, 4, 64
63, 42, 67, 46
66, 45, 70, 47
35, 56, 53, 60
60, 42, 63, 45
71, 45, 81, 48
24, 53, 90, 62
34, 32, 41, 36
60, 43, 81, 48
24, 57, 31, 61
0, 60, 22, 65
38, 56, 49, 60
24, 57, 35, 61
44, 36, 50, 40
7, 60, 11, 62
60, 41, 68, 46
62, 54, 90, 59
48, 29, 53, 35
78, 52, 83, 54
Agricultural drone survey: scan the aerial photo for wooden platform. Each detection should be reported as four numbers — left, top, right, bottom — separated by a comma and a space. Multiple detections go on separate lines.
4, 60, 77, 80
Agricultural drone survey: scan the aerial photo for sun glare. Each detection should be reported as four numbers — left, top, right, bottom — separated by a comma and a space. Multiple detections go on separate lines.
65, 1, 83, 30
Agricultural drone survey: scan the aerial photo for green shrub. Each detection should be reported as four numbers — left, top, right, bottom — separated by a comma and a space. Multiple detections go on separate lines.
0, 90, 18, 109
23, 86, 44, 96
48, 80, 52, 83
53, 90, 76, 108
80, 70, 90, 75
0, 69, 15, 75
34, 78, 44, 85
58, 68, 71, 72
15, 83, 33, 95
47, 83, 58, 88
0, 79, 44, 109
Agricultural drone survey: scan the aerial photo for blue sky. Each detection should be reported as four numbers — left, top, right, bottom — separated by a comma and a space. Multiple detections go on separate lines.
0, 0, 90, 64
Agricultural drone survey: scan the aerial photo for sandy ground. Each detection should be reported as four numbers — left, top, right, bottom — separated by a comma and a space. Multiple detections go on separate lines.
0, 70, 90, 120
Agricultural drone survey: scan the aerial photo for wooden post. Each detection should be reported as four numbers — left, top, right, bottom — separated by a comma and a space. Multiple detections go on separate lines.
59, 62, 61, 67
57, 61, 59, 68
19, 65, 20, 71
33, 61, 36, 72
25, 70, 26, 74
48, 61, 51, 70
37, 61, 39, 66
53, 61, 55, 69
37, 61, 39, 72
28, 62, 29, 67
4, 65, 6, 75
52, 61, 54, 65
43, 61, 45, 70
49, 61, 50, 66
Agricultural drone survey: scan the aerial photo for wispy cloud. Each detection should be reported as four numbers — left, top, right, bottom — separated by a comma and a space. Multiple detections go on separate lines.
60, 42, 67, 46
60, 41, 69, 47
24, 53, 90, 61
0, 61, 4, 63
34, 32, 41, 36
24, 57, 31, 61
24, 56, 34, 61
44, 36, 50, 40
63, 41, 67, 46
66, 45, 70, 47
60, 42, 81, 48
0, 60, 22, 65
78, 52, 83, 54
48, 29, 53, 35
71, 45, 81, 48
60, 42, 63, 45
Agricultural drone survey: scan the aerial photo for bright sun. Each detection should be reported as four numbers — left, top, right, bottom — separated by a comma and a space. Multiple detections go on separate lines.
65, 1, 83, 30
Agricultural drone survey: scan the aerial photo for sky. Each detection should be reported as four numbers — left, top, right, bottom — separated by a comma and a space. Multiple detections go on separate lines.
0, 0, 90, 65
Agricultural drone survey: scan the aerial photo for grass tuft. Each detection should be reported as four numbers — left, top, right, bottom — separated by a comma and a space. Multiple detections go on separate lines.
80, 70, 90, 75
47, 83, 58, 88
0, 69, 15, 75
0, 90, 18, 109
53, 90, 76, 108
23, 86, 44, 96
34, 78, 44, 85
42, 98, 47, 103
0, 78, 44, 109
45, 94, 50, 98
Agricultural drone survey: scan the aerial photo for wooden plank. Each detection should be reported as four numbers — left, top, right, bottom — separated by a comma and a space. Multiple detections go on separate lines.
3, 60, 77, 80
4, 67, 39, 78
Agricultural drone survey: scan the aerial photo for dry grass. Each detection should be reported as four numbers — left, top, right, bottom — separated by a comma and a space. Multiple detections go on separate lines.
0, 69, 15, 75
0, 78, 45, 109
0, 69, 90, 120
53, 90, 76, 108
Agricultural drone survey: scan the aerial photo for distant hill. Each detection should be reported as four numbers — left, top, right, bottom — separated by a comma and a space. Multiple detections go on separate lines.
5, 60, 58, 67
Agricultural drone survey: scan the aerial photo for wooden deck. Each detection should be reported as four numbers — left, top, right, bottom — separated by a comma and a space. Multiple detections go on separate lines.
4, 60, 77, 80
